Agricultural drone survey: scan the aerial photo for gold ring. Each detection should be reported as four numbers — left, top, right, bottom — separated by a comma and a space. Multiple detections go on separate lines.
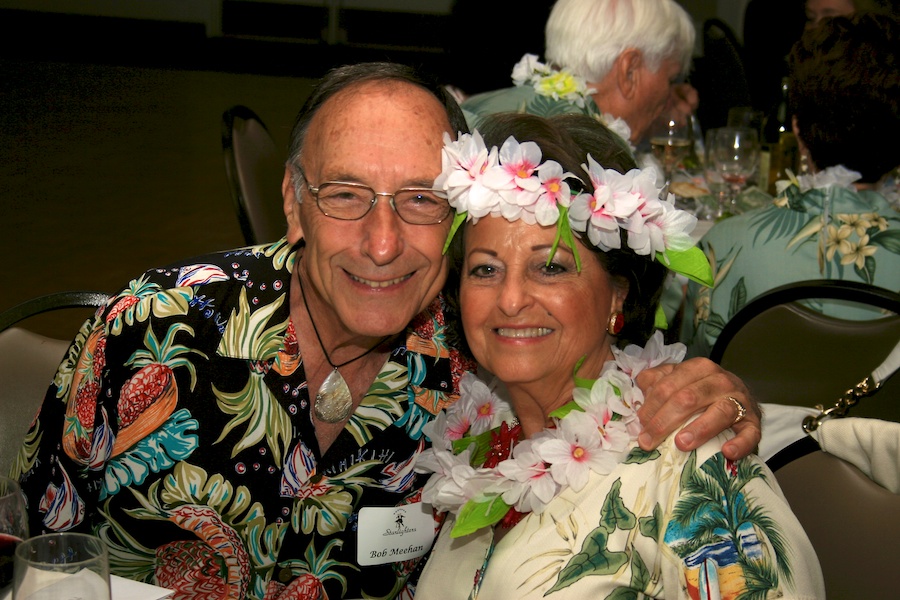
727, 396, 746, 425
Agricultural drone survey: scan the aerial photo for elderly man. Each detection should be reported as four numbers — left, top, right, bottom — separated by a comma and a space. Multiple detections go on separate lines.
461, 0, 699, 146
15, 62, 757, 599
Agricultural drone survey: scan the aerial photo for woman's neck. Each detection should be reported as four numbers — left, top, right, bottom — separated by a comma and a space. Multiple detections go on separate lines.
505, 349, 615, 438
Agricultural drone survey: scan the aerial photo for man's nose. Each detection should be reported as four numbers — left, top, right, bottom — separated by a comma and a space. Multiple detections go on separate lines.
360, 197, 404, 265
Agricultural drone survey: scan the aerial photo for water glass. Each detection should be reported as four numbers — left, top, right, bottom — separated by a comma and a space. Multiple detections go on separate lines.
705, 127, 759, 217
0, 477, 29, 589
13, 533, 110, 600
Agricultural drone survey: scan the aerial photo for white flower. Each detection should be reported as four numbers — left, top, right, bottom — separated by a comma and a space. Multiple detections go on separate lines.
495, 439, 559, 514
416, 445, 478, 513
610, 330, 685, 379
511, 53, 546, 87
435, 131, 501, 219
796, 165, 862, 192
537, 411, 620, 492
457, 373, 510, 436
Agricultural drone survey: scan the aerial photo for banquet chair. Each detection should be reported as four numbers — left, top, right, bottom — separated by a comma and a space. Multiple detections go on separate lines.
770, 416, 900, 599
0, 290, 109, 333
709, 280, 900, 422
0, 290, 109, 476
693, 18, 752, 132
221, 105, 286, 246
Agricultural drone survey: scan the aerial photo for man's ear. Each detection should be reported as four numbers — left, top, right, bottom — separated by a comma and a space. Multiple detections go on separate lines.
283, 167, 305, 244
614, 48, 643, 100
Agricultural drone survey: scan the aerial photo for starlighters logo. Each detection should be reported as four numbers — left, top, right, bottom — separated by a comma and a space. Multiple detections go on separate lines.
383, 508, 417, 536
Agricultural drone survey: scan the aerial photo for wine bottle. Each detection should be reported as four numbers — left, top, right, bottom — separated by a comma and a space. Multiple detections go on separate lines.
761, 77, 799, 194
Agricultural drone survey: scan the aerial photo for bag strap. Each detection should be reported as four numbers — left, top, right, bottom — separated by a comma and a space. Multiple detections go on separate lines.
803, 337, 900, 433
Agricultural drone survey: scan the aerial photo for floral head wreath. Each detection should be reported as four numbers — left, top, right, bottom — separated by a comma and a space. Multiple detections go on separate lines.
436, 130, 714, 295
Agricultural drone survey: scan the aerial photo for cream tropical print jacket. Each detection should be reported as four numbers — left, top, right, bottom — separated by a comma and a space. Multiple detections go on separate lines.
417, 428, 825, 599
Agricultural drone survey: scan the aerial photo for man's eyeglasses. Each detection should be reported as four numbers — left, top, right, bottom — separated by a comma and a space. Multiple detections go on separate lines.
297, 170, 451, 225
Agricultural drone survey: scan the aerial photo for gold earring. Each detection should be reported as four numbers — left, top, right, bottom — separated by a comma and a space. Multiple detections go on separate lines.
607, 312, 624, 336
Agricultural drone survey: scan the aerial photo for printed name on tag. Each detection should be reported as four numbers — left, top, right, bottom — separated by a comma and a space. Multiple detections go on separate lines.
357, 502, 435, 566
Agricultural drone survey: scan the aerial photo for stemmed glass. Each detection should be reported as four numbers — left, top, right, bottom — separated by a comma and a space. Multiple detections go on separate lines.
0, 476, 29, 590
649, 113, 697, 183
705, 126, 759, 217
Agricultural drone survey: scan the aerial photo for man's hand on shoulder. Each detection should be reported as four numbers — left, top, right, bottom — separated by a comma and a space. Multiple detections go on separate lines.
634, 358, 761, 460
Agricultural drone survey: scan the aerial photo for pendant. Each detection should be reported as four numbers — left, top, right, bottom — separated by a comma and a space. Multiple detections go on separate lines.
314, 368, 353, 423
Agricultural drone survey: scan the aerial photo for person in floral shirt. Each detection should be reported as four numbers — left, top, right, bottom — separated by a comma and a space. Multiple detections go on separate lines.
13, 62, 760, 600
459, 0, 698, 147
415, 112, 824, 599
682, 12, 900, 357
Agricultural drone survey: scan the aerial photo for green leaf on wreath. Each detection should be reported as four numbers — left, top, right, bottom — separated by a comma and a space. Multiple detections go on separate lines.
451, 494, 510, 538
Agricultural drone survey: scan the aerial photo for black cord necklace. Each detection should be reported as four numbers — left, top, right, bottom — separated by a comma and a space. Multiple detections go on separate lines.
296, 267, 388, 423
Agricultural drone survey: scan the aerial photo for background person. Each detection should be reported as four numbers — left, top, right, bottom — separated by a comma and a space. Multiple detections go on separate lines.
459, 0, 698, 147
415, 112, 825, 599
13, 62, 760, 599
681, 12, 900, 357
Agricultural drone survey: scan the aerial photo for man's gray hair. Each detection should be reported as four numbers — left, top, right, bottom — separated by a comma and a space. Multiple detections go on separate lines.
545, 0, 696, 82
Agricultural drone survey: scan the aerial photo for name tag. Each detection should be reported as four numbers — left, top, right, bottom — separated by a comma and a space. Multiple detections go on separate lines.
357, 502, 435, 566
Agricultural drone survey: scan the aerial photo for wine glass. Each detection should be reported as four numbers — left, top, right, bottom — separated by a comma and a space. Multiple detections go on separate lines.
705, 127, 759, 217
649, 113, 698, 182
0, 476, 28, 590
13, 533, 110, 600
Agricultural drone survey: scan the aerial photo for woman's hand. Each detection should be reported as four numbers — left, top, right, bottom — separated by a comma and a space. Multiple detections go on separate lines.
634, 358, 761, 460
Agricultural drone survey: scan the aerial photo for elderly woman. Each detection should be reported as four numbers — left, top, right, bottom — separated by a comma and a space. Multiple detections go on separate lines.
460, 0, 697, 146
414, 113, 825, 599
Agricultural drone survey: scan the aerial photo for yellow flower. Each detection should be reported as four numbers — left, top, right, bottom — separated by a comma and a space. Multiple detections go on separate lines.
861, 212, 888, 232
538, 72, 580, 98
839, 234, 877, 269
825, 224, 853, 261
837, 213, 872, 236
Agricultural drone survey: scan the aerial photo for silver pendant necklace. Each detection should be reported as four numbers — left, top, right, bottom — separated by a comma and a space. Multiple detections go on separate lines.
296, 268, 387, 423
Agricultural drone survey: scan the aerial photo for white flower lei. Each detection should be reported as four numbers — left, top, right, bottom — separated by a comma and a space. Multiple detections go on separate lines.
415, 331, 686, 533
434, 130, 699, 262
512, 53, 596, 110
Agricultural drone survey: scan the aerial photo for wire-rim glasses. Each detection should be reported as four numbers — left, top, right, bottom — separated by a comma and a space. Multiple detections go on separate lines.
295, 168, 451, 225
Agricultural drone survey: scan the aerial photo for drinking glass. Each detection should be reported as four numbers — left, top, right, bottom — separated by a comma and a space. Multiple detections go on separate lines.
705, 127, 759, 217
0, 476, 28, 590
649, 113, 697, 182
13, 533, 110, 600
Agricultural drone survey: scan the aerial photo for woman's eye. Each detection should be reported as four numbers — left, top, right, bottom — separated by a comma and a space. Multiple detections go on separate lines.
540, 261, 568, 275
468, 264, 496, 278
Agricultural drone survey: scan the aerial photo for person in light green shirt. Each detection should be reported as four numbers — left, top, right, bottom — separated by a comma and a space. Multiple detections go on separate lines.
681, 12, 900, 357
460, 0, 697, 148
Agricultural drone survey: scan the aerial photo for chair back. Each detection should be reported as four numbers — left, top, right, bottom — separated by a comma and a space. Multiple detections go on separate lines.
694, 18, 752, 132
0, 328, 73, 476
0, 290, 109, 333
710, 280, 900, 422
221, 105, 286, 245
772, 419, 900, 599
0, 291, 108, 475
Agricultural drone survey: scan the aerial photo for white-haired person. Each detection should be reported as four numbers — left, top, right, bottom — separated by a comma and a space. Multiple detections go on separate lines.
459, 0, 698, 148
412, 112, 824, 599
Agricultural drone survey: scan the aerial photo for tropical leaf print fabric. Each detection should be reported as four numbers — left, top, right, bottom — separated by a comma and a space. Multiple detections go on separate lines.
417, 429, 825, 599
681, 177, 900, 357
13, 237, 475, 600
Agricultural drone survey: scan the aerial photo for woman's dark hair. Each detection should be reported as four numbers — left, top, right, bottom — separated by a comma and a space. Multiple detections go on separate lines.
446, 112, 669, 348
286, 61, 469, 166
788, 12, 900, 183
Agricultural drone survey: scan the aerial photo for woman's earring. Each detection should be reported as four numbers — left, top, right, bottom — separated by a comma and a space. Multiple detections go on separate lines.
607, 311, 624, 336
